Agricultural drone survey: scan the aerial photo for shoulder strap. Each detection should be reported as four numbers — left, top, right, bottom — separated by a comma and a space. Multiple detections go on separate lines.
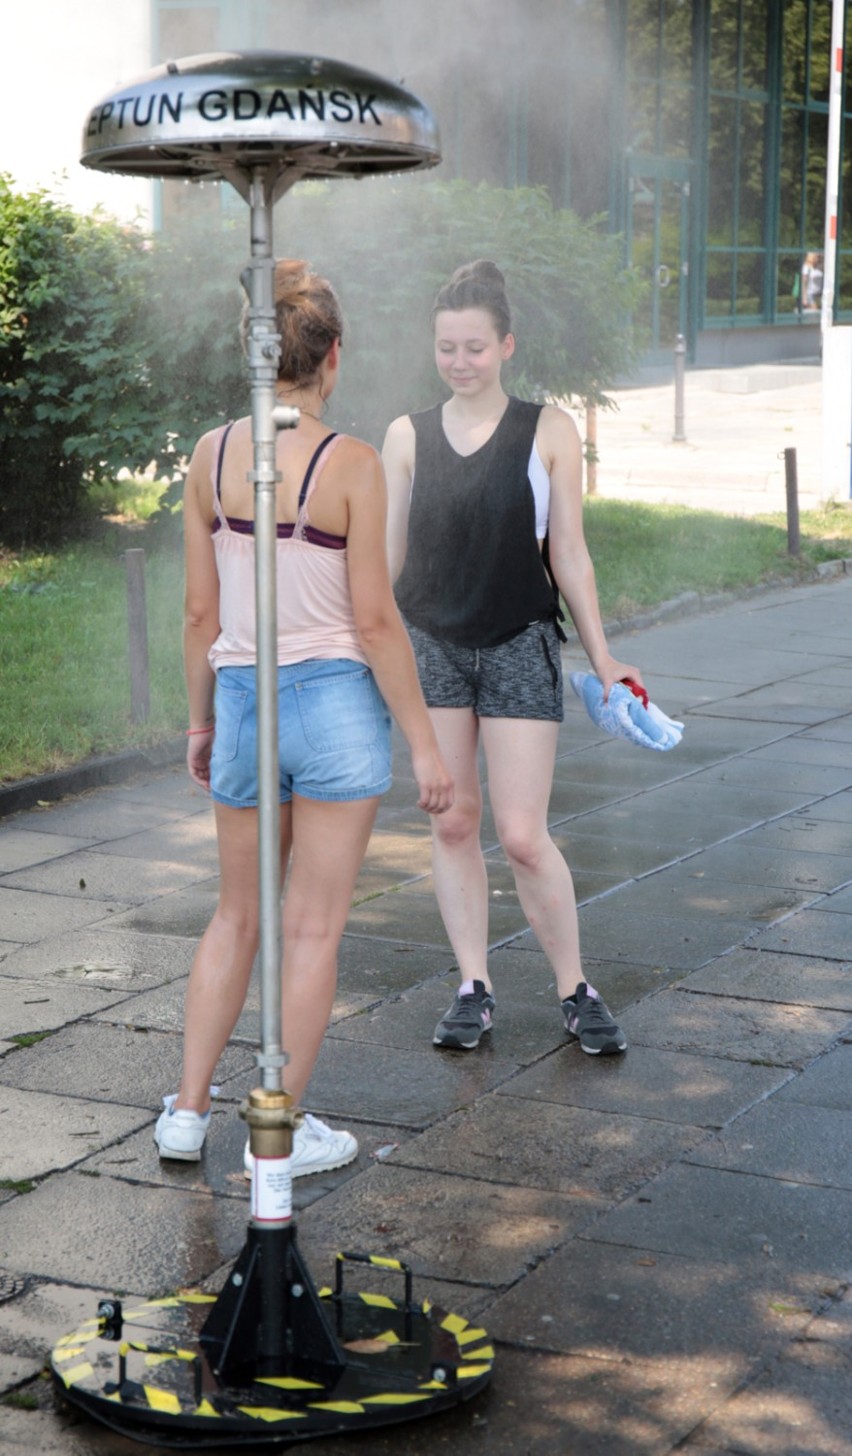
297, 432, 338, 510
214, 421, 235, 505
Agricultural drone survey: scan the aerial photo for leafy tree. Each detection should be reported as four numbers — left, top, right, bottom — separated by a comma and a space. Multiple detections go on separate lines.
0, 176, 154, 545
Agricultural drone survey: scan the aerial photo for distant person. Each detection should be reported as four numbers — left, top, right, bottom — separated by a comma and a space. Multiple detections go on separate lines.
383, 259, 643, 1058
801, 252, 823, 311
156, 259, 452, 1170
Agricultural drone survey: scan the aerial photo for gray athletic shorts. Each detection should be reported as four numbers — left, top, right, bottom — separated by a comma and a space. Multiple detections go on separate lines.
404, 618, 564, 721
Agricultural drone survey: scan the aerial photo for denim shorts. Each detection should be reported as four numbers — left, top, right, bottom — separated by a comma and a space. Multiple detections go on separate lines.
404, 618, 564, 722
210, 659, 392, 808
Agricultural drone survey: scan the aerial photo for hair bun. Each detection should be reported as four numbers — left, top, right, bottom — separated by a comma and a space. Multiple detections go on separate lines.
273, 258, 311, 307
431, 258, 511, 337
456, 259, 505, 289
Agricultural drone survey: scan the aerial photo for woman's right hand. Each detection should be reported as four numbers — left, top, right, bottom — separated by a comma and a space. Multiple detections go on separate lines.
411, 745, 454, 815
187, 732, 214, 793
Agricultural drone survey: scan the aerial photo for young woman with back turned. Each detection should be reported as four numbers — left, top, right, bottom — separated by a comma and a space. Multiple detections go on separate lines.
383, 260, 643, 1056
156, 260, 452, 1170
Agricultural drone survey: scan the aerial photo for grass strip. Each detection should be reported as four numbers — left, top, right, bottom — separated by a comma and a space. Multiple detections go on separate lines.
1, 500, 850, 784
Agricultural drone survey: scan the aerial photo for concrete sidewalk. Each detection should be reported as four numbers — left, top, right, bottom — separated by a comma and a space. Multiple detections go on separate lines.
593, 363, 829, 516
1, 573, 852, 1454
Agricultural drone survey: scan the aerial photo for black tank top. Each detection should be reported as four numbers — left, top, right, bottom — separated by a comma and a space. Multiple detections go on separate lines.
394, 397, 558, 648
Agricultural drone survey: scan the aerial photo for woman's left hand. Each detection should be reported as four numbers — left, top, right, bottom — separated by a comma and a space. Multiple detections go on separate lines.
596, 657, 646, 702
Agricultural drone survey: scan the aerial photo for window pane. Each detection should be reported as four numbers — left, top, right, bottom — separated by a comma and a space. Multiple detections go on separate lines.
741, 0, 770, 92
776, 253, 803, 313
838, 251, 852, 312
809, 0, 833, 103
710, 0, 740, 91
660, 0, 693, 87
707, 96, 737, 244
627, 0, 663, 79
778, 109, 806, 246
736, 252, 764, 314
782, 0, 808, 102
739, 101, 767, 244
660, 84, 692, 156
705, 252, 735, 316
805, 110, 828, 238
628, 74, 660, 153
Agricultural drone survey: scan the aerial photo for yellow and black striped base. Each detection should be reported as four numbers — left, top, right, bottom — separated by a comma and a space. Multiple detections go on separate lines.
51, 1245, 493, 1448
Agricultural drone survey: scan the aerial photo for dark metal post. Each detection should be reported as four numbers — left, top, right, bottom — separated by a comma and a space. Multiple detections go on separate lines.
784, 447, 801, 557
673, 333, 686, 442
124, 548, 149, 723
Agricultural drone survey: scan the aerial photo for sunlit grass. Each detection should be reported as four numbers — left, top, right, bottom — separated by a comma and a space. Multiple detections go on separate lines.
0, 536, 185, 782
584, 499, 852, 620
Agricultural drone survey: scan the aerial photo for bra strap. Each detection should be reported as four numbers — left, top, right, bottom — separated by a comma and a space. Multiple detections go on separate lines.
297, 432, 338, 510
215, 421, 236, 505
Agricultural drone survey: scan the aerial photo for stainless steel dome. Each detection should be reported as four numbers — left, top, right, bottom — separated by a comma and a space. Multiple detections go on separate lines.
80, 51, 440, 192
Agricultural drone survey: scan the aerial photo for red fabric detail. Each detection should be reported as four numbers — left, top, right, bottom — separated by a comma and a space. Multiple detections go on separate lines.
621, 676, 649, 709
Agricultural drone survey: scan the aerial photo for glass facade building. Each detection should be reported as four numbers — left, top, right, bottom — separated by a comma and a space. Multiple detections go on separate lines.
153, 0, 850, 369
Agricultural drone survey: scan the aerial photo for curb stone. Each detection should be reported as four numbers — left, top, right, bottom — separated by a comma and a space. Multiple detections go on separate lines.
2, 562, 851, 822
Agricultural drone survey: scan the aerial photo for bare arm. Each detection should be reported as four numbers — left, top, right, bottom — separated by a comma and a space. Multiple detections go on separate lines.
539, 405, 644, 699
381, 414, 416, 583
345, 441, 452, 814
182, 432, 221, 790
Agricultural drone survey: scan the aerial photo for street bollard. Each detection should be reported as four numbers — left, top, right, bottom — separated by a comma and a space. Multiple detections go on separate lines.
783, 447, 801, 557
124, 548, 150, 723
673, 333, 687, 442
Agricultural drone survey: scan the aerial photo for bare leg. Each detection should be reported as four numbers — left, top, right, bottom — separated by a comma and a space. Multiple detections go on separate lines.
279, 794, 379, 1102
481, 717, 583, 1000
427, 708, 492, 992
173, 800, 293, 1114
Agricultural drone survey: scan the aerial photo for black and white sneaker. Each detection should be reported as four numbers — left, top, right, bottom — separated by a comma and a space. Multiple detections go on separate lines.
562, 982, 627, 1055
433, 980, 495, 1050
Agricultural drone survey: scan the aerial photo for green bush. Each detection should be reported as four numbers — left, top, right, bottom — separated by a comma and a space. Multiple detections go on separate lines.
0, 176, 156, 545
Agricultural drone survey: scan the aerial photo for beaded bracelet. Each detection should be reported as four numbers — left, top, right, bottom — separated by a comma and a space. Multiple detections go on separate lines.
186, 725, 215, 736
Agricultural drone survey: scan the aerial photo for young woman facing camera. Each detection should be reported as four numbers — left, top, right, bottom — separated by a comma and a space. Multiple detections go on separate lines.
383, 260, 643, 1056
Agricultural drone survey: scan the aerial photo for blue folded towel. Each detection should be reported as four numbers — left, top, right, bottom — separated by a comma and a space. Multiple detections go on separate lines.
569, 672, 684, 752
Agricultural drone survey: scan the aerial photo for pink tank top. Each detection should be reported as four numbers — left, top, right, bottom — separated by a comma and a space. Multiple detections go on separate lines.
207, 425, 368, 673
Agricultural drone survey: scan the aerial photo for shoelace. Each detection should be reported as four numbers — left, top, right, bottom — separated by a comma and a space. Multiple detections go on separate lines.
568, 995, 609, 1028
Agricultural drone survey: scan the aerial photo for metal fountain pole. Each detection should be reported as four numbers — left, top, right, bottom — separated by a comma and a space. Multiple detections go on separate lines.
53, 53, 494, 1448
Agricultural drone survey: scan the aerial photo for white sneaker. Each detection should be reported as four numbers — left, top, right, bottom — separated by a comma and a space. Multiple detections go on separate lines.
155, 1094, 211, 1162
244, 1112, 358, 1180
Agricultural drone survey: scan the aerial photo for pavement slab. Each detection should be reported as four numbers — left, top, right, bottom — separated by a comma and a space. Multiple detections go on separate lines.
485, 1240, 824, 1366
0, 1172, 248, 1288
0, 886, 129, 944
0, 1020, 253, 1106
389, 1092, 709, 1201
619, 986, 852, 1065
0, 927, 197, 988
0, 831, 93, 874
747, 909, 852, 960
588, 1162, 852, 1274
686, 1099, 852, 1189
500, 1042, 791, 1128
0, 848, 212, 905
773, 1043, 852, 1110
683, 947, 852, 1010
0, 975, 133, 1038
296, 1163, 597, 1287
0, 1086, 151, 1182
227, 1033, 519, 1127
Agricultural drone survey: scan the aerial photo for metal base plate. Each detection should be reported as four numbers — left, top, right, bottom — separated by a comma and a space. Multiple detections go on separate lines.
52, 1283, 493, 1448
